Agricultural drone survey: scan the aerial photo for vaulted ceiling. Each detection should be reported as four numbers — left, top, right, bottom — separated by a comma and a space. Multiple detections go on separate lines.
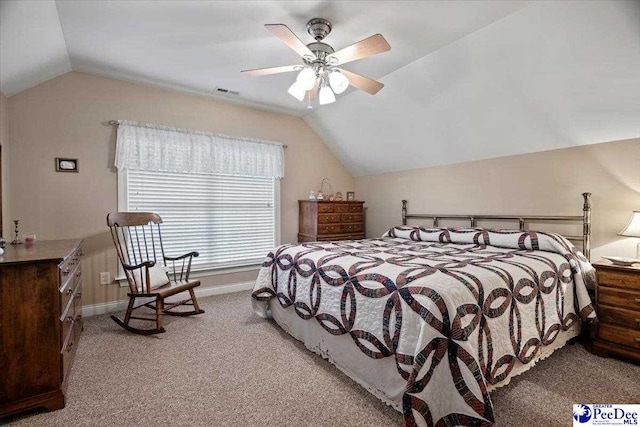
1, 1, 639, 176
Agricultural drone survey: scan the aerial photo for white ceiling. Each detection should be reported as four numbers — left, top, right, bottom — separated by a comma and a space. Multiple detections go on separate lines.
0, 0, 71, 95
306, 0, 640, 175
0, 1, 638, 176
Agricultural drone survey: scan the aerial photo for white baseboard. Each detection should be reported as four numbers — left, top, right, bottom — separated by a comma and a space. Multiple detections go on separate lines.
82, 281, 255, 318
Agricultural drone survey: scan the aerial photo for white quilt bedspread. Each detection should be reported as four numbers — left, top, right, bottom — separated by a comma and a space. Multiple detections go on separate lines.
252, 227, 596, 426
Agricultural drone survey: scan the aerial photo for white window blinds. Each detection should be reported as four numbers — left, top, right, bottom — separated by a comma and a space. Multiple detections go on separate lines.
125, 170, 276, 270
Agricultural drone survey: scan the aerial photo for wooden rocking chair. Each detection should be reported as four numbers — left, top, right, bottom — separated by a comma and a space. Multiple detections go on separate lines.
107, 212, 204, 335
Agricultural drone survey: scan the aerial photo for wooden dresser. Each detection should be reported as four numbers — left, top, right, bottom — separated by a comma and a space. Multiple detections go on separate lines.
0, 240, 83, 418
592, 260, 640, 363
298, 200, 365, 242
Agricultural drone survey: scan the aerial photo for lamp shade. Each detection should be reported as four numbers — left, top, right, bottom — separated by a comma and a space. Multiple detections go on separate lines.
287, 81, 306, 101
329, 71, 349, 94
296, 68, 316, 90
619, 211, 640, 237
319, 86, 336, 105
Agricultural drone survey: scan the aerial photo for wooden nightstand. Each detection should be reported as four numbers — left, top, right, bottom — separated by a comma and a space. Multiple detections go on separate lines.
592, 260, 640, 363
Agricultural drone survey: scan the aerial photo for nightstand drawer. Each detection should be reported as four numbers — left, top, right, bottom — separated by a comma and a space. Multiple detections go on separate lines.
598, 305, 640, 330
598, 323, 640, 350
597, 269, 640, 290
598, 286, 640, 311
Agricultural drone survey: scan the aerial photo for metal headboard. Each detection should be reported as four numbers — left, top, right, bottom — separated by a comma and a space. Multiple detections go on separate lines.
401, 192, 592, 260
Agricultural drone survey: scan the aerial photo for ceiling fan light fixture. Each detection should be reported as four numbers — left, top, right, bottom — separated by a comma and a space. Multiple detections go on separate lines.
296, 67, 317, 90
319, 85, 336, 105
288, 81, 306, 101
329, 71, 349, 94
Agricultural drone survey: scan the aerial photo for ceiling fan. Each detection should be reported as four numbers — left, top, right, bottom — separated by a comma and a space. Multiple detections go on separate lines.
242, 18, 391, 106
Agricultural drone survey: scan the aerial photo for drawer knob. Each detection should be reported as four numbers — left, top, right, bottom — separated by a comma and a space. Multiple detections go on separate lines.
636, 298, 640, 303
76, 271, 81, 277
636, 338, 640, 343
66, 288, 73, 295
67, 342, 73, 351
75, 315, 82, 321
76, 292, 82, 298
67, 316, 74, 323
63, 268, 71, 276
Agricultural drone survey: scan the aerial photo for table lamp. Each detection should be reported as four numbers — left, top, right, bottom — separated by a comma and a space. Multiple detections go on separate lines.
619, 210, 640, 259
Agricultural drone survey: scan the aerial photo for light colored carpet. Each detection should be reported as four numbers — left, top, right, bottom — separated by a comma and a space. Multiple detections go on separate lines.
4, 291, 639, 427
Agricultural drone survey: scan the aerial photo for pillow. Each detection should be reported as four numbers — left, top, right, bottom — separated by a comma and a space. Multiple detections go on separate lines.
147, 263, 170, 289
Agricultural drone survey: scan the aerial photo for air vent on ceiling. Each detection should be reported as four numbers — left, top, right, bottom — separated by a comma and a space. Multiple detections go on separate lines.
215, 87, 240, 96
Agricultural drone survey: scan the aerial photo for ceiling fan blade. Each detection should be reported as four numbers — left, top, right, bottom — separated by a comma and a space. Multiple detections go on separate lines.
265, 24, 315, 59
241, 65, 300, 76
328, 34, 390, 66
336, 68, 384, 95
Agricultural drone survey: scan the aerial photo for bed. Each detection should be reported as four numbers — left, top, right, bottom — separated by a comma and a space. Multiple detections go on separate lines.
251, 194, 597, 426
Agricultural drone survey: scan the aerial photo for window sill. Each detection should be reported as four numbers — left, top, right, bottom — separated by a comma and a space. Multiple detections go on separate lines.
117, 263, 262, 287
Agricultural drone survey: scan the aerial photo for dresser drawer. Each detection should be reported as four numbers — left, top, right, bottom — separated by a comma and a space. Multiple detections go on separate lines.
342, 213, 363, 223
74, 280, 83, 342
318, 224, 341, 234
341, 223, 364, 233
598, 286, 640, 311
60, 300, 75, 350
318, 213, 341, 224
317, 233, 365, 242
58, 249, 81, 287
598, 323, 640, 350
598, 305, 640, 330
334, 203, 363, 213
317, 203, 334, 213
59, 272, 76, 313
61, 324, 77, 382
597, 268, 640, 290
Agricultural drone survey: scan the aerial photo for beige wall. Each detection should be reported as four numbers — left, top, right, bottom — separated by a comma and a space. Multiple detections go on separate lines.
6, 72, 354, 307
356, 138, 640, 261
0, 92, 8, 238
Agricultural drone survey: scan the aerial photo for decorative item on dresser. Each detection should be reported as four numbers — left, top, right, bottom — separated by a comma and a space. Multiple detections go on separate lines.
298, 200, 365, 242
592, 260, 640, 363
0, 240, 83, 418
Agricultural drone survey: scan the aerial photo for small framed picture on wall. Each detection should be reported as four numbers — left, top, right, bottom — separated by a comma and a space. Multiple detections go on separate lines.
346, 191, 355, 201
55, 158, 79, 173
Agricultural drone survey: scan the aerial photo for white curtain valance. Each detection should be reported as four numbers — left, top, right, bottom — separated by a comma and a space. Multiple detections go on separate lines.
115, 120, 285, 178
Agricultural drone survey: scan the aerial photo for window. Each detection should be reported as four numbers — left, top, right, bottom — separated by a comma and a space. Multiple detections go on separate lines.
119, 169, 279, 272
114, 120, 284, 273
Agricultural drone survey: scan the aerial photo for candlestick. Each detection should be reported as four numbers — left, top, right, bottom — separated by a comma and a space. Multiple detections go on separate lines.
10, 220, 22, 245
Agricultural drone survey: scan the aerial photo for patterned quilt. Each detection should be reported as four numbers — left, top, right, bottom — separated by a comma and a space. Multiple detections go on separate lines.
252, 227, 596, 426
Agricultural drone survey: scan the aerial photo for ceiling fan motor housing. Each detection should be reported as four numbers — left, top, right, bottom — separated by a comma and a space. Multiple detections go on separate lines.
307, 18, 332, 41
307, 42, 335, 59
